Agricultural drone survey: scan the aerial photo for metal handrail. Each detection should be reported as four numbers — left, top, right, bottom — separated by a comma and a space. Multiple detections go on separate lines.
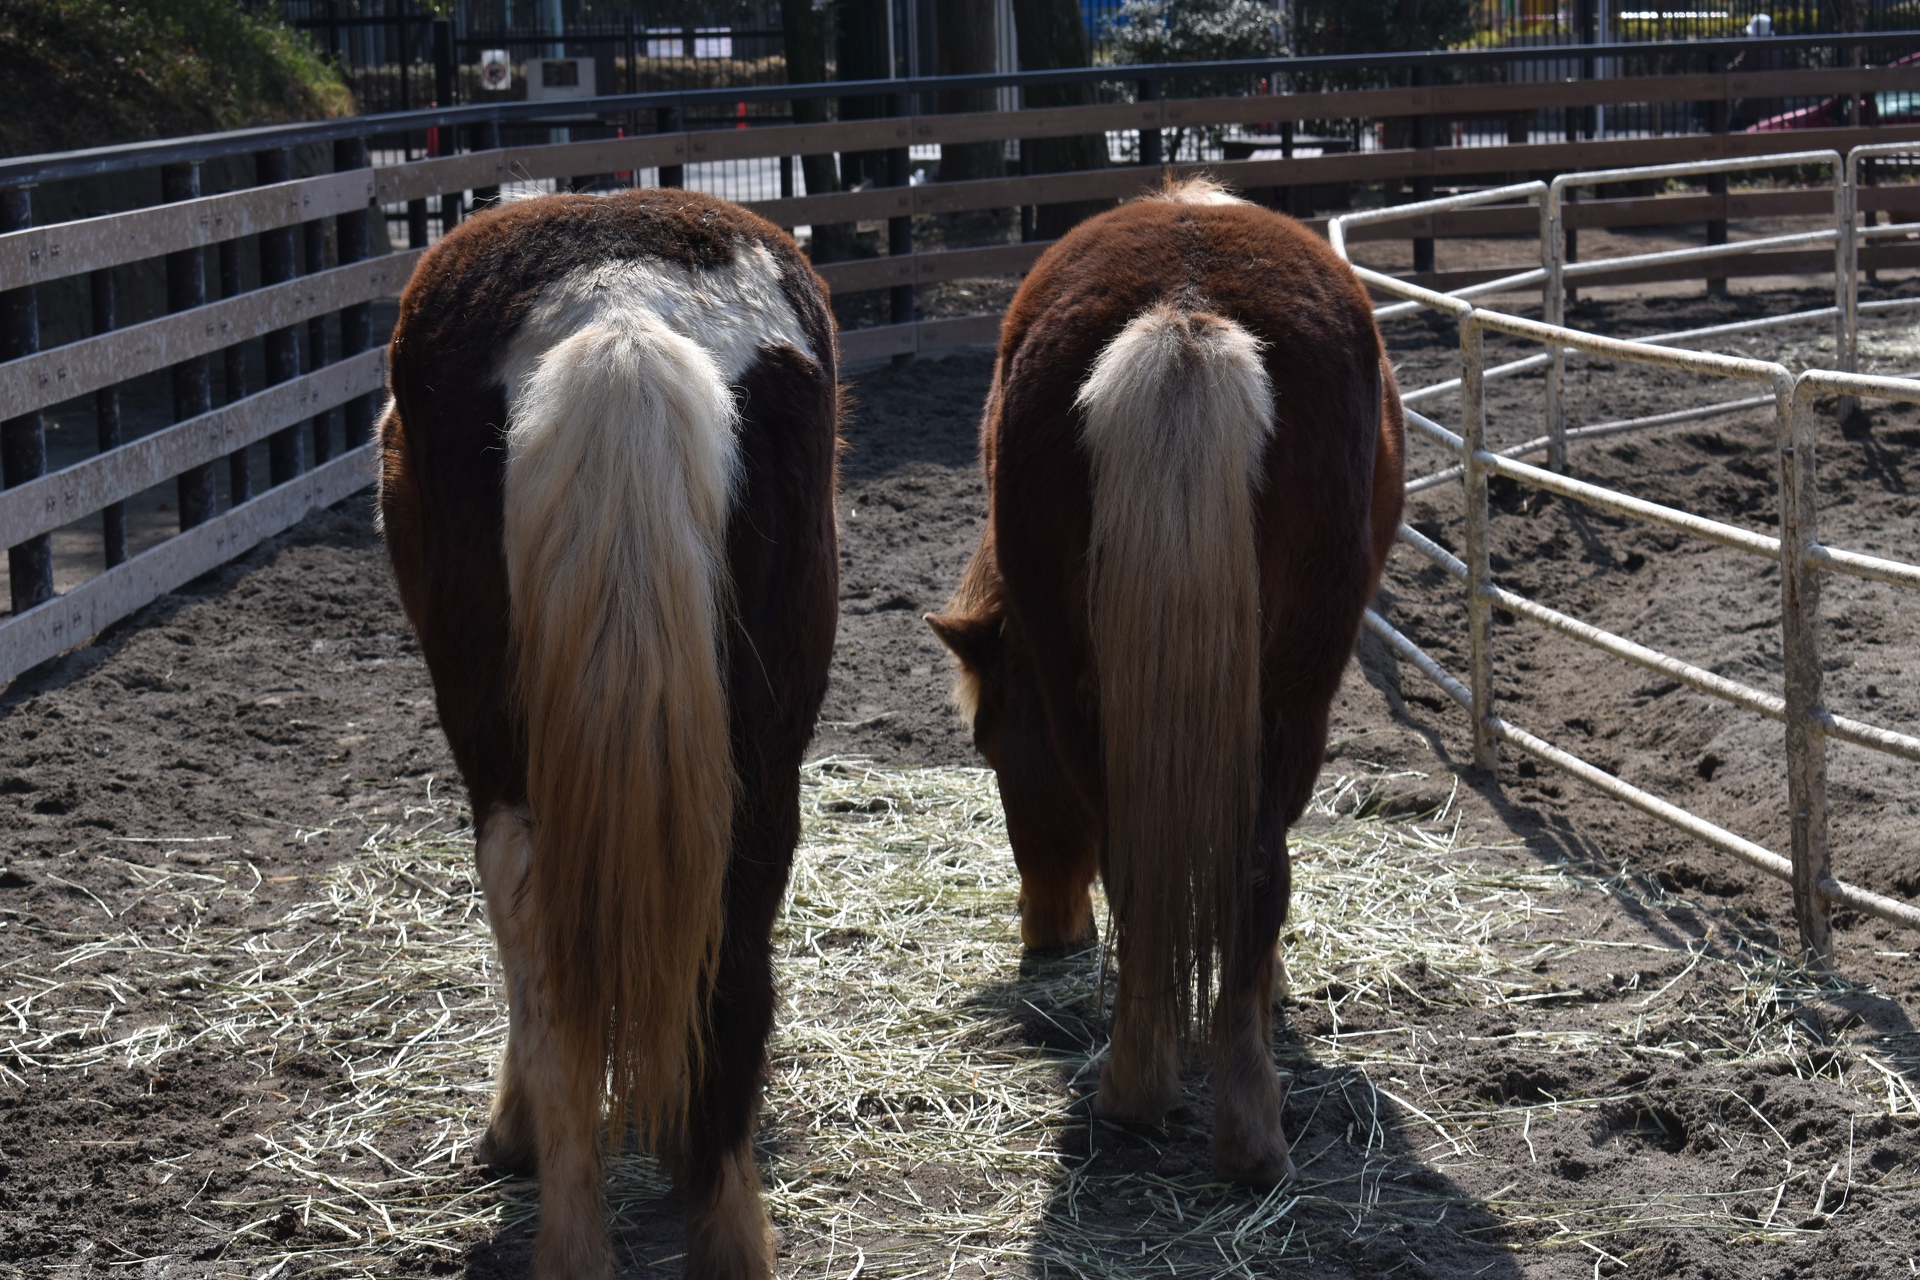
1346, 171, 1920, 949
1543, 151, 1846, 470
6, 32, 1920, 186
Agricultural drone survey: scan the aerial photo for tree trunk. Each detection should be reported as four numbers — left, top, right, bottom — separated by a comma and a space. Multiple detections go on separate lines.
1011, 0, 1112, 240
780, 0, 861, 262
936, 0, 1002, 182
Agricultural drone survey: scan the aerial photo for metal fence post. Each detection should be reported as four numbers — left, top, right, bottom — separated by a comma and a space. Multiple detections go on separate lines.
659, 103, 685, 188
1780, 376, 1832, 958
1461, 310, 1497, 771
1411, 65, 1435, 276
472, 118, 502, 213
0, 184, 51, 613
408, 192, 430, 249
1139, 77, 1162, 166
1544, 180, 1568, 472
1705, 53, 1730, 299
1838, 149, 1859, 425
304, 150, 335, 466
90, 267, 126, 566
334, 136, 375, 449
257, 148, 304, 487
433, 18, 456, 108
162, 162, 215, 530
218, 221, 252, 507
887, 90, 914, 351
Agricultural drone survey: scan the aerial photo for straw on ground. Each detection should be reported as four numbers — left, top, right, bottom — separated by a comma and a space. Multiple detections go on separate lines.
1, 761, 1907, 1275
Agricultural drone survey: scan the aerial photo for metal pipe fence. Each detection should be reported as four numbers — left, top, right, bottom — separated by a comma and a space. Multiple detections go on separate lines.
1331, 160, 1920, 953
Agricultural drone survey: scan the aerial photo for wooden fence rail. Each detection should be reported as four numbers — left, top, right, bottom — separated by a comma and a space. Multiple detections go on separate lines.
7, 61, 1920, 684
14, 66, 1920, 288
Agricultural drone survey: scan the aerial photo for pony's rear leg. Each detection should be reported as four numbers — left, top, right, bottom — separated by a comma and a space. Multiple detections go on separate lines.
1210, 937, 1293, 1185
685, 1132, 773, 1280
1210, 792, 1295, 1186
677, 984, 775, 1275
522, 924, 612, 1276
679, 877, 779, 1279
477, 806, 610, 1274
474, 804, 536, 1172
1095, 937, 1181, 1124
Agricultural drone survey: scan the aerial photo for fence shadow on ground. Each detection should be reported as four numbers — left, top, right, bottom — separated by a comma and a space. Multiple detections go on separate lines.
1354, 615, 1920, 1152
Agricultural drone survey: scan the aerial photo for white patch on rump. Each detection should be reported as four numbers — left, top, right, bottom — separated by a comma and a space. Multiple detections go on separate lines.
501, 240, 813, 393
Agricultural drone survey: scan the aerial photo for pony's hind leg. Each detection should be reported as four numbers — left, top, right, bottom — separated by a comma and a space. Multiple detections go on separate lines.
1096, 938, 1182, 1124
522, 940, 612, 1277
476, 803, 610, 1275
1209, 780, 1297, 1186
686, 1136, 773, 1280
474, 803, 536, 1173
475, 805, 612, 1272
678, 818, 787, 1280
1210, 945, 1293, 1185
679, 976, 774, 1280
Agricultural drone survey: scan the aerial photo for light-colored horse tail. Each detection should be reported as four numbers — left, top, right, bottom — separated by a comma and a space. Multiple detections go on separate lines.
1077, 302, 1274, 1041
501, 308, 740, 1144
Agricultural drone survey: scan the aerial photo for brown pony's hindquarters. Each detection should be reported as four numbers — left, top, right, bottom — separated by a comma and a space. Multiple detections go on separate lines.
381, 189, 836, 1279
949, 191, 1399, 1187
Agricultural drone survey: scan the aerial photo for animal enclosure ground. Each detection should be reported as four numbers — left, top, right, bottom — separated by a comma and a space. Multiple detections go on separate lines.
0, 285, 1915, 1278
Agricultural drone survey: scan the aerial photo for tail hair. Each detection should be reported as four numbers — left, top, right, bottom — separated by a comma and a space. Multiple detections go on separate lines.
1077, 302, 1274, 1040
502, 310, 740, 1141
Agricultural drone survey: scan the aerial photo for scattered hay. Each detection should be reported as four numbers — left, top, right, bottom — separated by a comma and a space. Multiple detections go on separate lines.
2, 762, 1912, 1274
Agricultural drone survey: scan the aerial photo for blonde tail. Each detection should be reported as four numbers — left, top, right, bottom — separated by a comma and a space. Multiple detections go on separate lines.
502, 311, 739, 1142
1077, 303, 1274, 1038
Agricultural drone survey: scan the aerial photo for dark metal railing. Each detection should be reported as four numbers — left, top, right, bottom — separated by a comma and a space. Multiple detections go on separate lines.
7, 31, 1920, 186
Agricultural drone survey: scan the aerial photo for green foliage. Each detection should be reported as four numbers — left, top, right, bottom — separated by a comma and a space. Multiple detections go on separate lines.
0, 0, 353, 157
1101, 0, 1285, 162
1293, 0, 1473, 57
1103, 0, 1287, 66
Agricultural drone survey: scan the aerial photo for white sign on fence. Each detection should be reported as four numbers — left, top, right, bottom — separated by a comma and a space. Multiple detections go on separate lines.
478, 50, 512, 92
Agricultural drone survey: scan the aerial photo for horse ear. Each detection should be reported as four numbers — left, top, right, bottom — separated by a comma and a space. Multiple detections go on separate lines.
924, 612, 1000, 673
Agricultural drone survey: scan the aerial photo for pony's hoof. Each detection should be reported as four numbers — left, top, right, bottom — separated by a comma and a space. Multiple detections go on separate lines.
1094, 1056, 1181, 1126
473, 1123, 535, 1175
1212, 1127, 1296, 1188
685, 1226, 774, 1280
685, 1160, 775, 1280
533, 1222, 612, 1280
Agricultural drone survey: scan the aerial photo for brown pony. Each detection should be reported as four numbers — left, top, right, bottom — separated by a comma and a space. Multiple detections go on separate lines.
926, 179, 1403, 1183
378, 188, 838, 1277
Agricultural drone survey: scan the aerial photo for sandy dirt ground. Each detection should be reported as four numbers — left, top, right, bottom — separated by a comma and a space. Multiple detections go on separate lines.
0, 275, 1916, 1278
